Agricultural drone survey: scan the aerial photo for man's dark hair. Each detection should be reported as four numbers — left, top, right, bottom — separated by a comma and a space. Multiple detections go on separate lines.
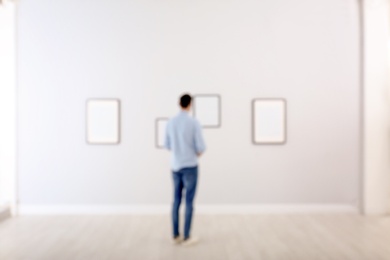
180, 94, 192, 108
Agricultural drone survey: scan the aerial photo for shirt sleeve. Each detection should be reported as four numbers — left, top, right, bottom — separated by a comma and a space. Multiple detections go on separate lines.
164, 121, 171, 150
194, 120, 206, 154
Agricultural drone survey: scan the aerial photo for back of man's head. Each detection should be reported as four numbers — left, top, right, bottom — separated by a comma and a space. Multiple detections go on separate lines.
180, 94, 192, 109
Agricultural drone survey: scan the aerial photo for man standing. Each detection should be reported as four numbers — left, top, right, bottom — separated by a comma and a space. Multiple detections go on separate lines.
164, 94, 206, 246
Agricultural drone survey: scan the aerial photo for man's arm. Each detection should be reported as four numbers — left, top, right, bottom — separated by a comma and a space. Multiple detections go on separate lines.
194, 120, 206, 156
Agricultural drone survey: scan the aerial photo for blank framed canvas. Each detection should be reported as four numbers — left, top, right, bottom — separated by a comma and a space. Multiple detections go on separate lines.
86, 99, 120, 145
193, 94, 221, 128
252, 99, 287, 145
155, 118, 168, 149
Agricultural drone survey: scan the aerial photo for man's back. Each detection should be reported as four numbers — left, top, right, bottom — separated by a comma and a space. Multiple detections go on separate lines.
165, 111, 206, 172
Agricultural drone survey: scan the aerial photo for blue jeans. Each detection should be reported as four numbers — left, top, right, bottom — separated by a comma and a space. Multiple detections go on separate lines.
172, 166, 198, 240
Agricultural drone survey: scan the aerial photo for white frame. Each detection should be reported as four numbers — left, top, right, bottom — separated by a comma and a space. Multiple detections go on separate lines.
155, 118, 168, 149
86, 99, 120, 145
192, 94, 221, 128
252, 98, 287, 145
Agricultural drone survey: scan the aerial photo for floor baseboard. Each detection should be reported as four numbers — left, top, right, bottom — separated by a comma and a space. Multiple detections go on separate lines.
18, 204, 359, 215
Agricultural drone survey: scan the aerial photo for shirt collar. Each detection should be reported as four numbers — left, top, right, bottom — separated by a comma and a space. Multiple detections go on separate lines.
179, 110, 189, 116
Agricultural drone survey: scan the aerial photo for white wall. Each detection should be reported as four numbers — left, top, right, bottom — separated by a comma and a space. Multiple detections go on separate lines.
0, 2, 16, 212
17, 0, 361, 211
363, 0, 390, 215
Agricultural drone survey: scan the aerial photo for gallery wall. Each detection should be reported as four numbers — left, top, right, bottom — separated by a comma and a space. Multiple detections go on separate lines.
17, 0, 361, 210
363, 0, 390, 215
0, 3, 16, 211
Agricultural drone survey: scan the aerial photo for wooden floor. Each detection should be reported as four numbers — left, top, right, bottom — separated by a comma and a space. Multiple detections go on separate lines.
0, 214, 390, 260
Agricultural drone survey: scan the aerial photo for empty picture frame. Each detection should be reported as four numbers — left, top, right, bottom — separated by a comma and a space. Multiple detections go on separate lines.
193, 94, 221, 128
86, 99, 120, 145
252, 98, 287, 145
155, 118, 168, 149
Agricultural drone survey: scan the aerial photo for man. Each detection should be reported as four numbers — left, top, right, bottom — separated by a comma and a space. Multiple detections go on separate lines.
164, 94, 206, 246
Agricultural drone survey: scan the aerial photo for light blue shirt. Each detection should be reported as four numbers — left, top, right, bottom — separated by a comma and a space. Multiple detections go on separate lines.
165, 111, 206, 172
